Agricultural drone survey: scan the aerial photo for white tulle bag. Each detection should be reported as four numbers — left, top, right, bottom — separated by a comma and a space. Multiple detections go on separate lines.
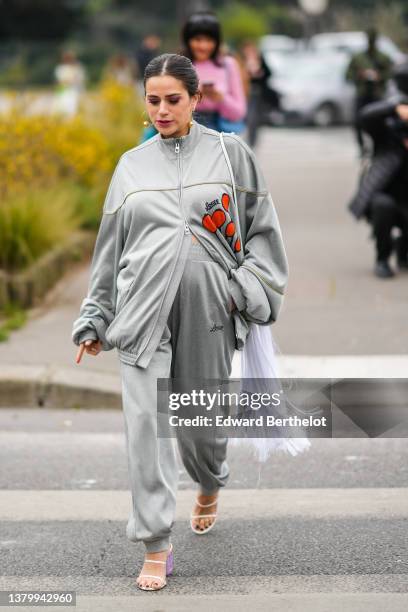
219, 132, 311, 463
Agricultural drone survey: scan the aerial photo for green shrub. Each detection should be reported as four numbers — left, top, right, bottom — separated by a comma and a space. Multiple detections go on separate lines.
0, 183, 81, 271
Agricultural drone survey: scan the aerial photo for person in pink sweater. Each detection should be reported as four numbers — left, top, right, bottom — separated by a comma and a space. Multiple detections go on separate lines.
181, 11, 247, 132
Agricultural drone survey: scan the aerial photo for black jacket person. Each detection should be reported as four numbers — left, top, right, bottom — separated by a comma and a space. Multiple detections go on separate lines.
348, 92, 408, 277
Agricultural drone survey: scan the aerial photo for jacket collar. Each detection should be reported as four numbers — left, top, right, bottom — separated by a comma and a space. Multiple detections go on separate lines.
156, 119, 202, 160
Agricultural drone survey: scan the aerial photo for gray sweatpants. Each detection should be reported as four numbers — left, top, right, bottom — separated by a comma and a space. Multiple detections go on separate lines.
119, 236, 236, 552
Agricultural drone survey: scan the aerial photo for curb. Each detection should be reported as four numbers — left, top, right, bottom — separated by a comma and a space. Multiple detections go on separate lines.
1, 356, 408, 409
0, 365, 121, 409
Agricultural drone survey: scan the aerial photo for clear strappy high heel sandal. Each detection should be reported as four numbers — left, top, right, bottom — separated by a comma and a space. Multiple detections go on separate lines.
136, 542, 174, 591
190, 496, 218, 535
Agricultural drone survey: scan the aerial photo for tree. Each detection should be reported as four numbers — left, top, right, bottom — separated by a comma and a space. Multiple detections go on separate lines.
218, 3, 268, 47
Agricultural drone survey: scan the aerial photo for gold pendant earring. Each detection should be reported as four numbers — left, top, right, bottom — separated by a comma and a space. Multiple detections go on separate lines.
142, 111, 151, 127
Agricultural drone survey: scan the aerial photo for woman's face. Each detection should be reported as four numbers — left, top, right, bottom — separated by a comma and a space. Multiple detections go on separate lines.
189, 34, 217, 62
145, 75, 198, 138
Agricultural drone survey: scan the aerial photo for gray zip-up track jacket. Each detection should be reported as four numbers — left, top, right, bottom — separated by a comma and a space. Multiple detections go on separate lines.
72, 120, 289, 369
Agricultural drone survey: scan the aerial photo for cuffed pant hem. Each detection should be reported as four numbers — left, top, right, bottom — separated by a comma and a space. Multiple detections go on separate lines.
144, 537, 171, 553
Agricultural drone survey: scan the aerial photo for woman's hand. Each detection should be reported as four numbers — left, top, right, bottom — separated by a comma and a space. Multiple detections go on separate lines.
75, 339, 103, 364
201, 83, 224, 102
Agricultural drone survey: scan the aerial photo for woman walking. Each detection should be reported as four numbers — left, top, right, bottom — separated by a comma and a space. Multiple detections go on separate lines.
72, 53, 288, 591
239, 39, 277, 148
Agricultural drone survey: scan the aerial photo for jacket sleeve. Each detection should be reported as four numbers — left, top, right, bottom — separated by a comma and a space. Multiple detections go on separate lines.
358, 98, 396, 124
71, 157, 127, 350
357, 98, 398, 143
225, 136, 289, 325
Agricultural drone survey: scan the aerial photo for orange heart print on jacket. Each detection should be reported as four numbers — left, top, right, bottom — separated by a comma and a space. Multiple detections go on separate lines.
201, 192, 241, 253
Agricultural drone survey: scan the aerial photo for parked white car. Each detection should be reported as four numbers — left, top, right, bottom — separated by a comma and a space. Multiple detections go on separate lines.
308, 31, 407, 65
264, 51, 356, 126
259, 35, 300, 55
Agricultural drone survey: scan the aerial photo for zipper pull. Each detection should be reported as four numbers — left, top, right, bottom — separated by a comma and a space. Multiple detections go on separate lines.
175, 141, 180, 153
184, 220, 191, 234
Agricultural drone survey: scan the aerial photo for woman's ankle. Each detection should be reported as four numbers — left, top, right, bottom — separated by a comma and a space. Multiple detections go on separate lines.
198, 487, 219, 497
144, 537, 170, 554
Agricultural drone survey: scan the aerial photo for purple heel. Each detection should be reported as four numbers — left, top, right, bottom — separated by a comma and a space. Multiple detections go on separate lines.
166, 544, 174, 576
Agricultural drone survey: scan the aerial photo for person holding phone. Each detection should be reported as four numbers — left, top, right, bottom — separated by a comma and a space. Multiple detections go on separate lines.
181, 11, 247, 132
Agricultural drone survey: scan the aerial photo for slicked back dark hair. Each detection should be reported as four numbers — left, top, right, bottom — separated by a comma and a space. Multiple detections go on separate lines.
144, 53, 201, 98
